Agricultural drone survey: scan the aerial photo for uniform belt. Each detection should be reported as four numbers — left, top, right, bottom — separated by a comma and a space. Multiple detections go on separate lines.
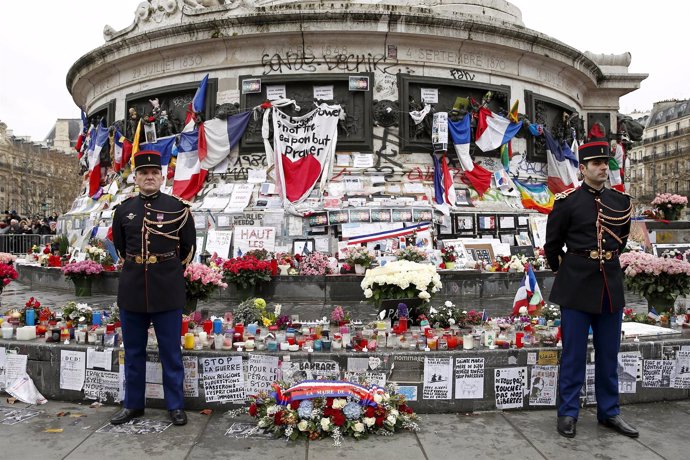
568, 249, 619, 260
125, 252, 177, 264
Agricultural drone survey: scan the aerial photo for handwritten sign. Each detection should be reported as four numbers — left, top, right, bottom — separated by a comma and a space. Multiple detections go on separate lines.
642, 359, 674, 388
0, 347, 6, 390
494, 367, 526, 409
537, 350, 559, 365
202, 356, 244, 403
528, 365, 558, 406
183, 356, 199, 398
672, 350, 690, 389
618, 352, 640, 394
84, 369, 120, 401
454, 357, 484, 399
60, 350, 86, 391
233, 226, 276, 257
246, 355, 280, 396
313, 85, 334, 100
420, 87, 438, 104
423, 357, 452, 400
266, 84, 286, 100
205, 229, 233, 259
86, 348, 112, 371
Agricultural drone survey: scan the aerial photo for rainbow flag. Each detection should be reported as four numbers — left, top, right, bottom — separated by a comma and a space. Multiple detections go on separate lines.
513, 178, 554, 214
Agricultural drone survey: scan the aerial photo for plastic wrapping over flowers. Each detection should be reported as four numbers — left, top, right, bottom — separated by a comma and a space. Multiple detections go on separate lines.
360, 260, 442, 306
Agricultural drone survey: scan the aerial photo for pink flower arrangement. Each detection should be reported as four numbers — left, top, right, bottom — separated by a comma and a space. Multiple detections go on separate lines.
651, 193, 688, 207
0, 252, 17, 265
298, 252, 333, 276
619, 250, 690, 300
61, 260, 104, 281
184, 262, 228, 301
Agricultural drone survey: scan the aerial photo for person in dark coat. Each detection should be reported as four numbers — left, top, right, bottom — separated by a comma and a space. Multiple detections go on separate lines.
110, 150, 196, 427
545, 132, 638, 439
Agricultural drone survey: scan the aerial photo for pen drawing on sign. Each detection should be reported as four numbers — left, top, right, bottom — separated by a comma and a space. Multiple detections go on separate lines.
96, 418, 172, 434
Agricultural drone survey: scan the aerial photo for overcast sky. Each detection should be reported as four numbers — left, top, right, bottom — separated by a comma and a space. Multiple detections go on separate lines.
0, 1, 685, 140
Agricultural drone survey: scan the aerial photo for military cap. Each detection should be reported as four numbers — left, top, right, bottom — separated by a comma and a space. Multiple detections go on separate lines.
133, 150, 162, 171
578, 122, 610, 163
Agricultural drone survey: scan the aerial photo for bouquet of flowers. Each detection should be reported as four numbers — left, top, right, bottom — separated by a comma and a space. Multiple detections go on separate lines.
619, 250, 690, 303
394, 246, 428, 263
60, 301, 94, 324
0, 252, 17, 265
275, 252, 296, 268
440, 246, 458, 263
248, 382, 419, 446
85, 239, 115, 267
540, 304, 561, 322
361, 260, 442, 307
651, 193, 687, 220
330, 305, 351, 324
488, 255, 528, 273
298, 252, 333, 276
61, 260, 104, 281
261, 302, 283, 328
245, 248, 273, 260
428, 301, 459, 328
184, 262, 228, 301
233, 297, 267, 325
221, 255, 274, 289
344, 246, 376, 268
0, 262, 19, 294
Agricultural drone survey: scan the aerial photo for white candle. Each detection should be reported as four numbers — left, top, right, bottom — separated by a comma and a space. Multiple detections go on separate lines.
463, 334, 474, 350
2, 325, 14, 339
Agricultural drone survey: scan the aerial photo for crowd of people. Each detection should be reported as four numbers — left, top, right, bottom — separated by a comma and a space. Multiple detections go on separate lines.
0, 210, 59, 235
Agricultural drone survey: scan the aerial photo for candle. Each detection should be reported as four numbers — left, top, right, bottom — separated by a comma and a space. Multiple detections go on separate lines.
314, 339, 323, 351
247, 323, 258, 336
446, 335, 458, 349
198, 331, 208, 345
515, 332, 524, 348
183, 333, 195, 350
25, 309, 35, 326
427, 336, 438, 350
203, 320, 213, 335
17, 326, 36, 340
288, 344, 299, 352
280, 342, 289, 351
214, 334, 224, 350
245, 338, 255, 351
76, 330, 87, 344
463, 334, 474, 350
213, 319, 223, 334
181, 318, 189, 336
92, 311, 102, 326
234, 323, 244, 337
1, 324, 12, 339
484, 330, 496, 347
267, 340, 278, 352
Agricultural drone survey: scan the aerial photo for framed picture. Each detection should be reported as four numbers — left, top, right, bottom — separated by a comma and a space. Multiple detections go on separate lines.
349, 75, 369, 91
464, 242, 495, 265
441, 239, 470, 267
510, 246, 536, 257
413, 208, 433, 222
308, 226, 329, 236
242, 78, 262, 94
497, 215, 516, 231
455, 189, 473, 207
517, 215, 529, 228
392, 209, 414, 223
453, 213, 476, 236
371, 209, 392, 223
144, 122, 157, 144
349, 209, 372, 223
328, 210, 349, 225
477, 214, 497, 234
500, 234, 515, 245
515, 233, 532, 247
292, 239, 315, 255
308, 212, 328, 227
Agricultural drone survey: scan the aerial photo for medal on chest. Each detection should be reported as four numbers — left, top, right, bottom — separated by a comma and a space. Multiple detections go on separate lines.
156, 213, 164, 228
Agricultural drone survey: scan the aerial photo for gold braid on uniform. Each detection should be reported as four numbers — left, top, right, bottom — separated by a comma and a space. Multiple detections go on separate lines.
140, 206, 191, 262
594, 197, 632, 269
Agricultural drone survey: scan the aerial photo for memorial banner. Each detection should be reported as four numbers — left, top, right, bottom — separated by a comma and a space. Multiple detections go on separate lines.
271, 103, 340, 204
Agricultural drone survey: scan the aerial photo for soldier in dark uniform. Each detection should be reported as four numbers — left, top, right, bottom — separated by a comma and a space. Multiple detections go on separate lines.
110, 150, 196, 426
545, 134, 638, 439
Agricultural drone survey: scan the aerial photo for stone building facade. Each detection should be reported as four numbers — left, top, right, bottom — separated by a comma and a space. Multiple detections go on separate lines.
628, 100, 690, 203
0, 121, 81, 216
64, 1, 646, 254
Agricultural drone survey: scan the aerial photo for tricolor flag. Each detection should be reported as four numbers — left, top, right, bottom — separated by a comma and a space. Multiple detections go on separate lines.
87, 123, 109, 198
499, 142, 512, 171
508, 99, 519, 123
111, 128, 124, 172
432, 153, 456, 206
140, 135, 177, 183
173, 130, 207, 200
609, 142, 625, 192
544, 129, 579, 193
75, 110, 89, 155
130, 119, 143, 170
449, 114, 492, 196
475, 107, 522, 152
512, 264, 544, 316
346, 221, 431, 245
198, 111, 251, 166
185, 74, 209, 126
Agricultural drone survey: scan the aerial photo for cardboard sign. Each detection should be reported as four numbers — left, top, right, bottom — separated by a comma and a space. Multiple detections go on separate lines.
233, 226, 276, 256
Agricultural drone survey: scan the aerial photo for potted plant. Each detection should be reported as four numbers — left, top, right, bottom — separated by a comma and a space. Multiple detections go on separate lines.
344, 246, 376, 274
297, 252, 333, 276
183, 262, 228, 314
61, 260, 104, 296
361, 260, 442, 323
275, 252, 295, 276
651, 193, 688, 221
619, 250, 690, 314
0, 258, 19, 304
440, 246, 458, 269
221, 255, 274, 299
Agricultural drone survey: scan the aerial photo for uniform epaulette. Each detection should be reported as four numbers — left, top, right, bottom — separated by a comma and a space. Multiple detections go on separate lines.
554, 188, 576, 200
172, 195, 193, 207
610, 188, 632, 198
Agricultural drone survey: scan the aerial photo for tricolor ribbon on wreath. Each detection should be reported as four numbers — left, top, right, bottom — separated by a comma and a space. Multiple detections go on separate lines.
270, 380, 385, 407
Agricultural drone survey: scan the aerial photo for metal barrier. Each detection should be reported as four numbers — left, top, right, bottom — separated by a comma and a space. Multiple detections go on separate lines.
0, 234, 54, 255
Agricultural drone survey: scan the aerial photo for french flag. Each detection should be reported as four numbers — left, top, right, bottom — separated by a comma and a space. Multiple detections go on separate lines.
432, 152, 456, 206
185, 74, 209, 126
173, 130, 207, 200
198, 111, 251, 167
475, 107, 522, 152
543, 129, 580, 193
87, 123, 109, 197
512, 265, 544, 316
449, 114, 492, 196
112, 129, 124, 172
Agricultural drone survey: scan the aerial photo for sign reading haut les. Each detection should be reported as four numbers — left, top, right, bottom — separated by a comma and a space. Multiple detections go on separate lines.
270, 103, 340, 204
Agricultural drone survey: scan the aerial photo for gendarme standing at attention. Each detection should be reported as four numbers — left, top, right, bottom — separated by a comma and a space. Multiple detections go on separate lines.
110, 150, 196, 426
545, 124, 637, 439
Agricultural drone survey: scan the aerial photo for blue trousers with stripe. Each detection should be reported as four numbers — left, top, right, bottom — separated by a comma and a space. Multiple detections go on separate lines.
558, 296, 622, 420
120, 308, 184, 411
